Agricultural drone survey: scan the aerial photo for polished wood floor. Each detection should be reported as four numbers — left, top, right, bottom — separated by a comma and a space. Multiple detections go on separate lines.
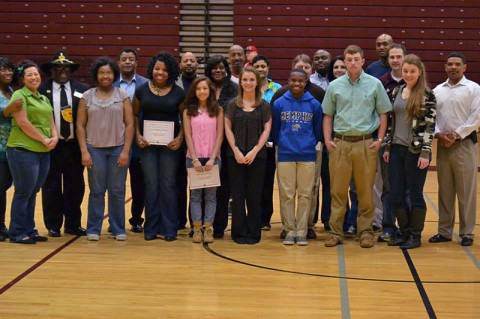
0, 141, 479, 319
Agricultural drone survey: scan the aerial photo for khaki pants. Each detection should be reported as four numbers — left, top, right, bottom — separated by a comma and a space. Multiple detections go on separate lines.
308, 145, 323, 229
437, 139, 477, 239
328, 138, 378, 240
277, 161, 316, 237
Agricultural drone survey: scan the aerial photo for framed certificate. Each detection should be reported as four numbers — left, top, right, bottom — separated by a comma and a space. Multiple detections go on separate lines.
187, 164, 221, 190
143, 120, 174, 145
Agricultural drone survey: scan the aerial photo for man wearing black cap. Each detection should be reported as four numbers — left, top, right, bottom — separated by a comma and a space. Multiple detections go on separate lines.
39, 50, 89, 237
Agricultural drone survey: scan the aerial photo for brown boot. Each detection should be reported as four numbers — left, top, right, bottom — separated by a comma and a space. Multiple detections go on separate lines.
203, 222, 214, 243
192, 221, 203, 243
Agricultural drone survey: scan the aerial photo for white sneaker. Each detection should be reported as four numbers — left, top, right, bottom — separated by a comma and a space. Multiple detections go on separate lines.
115, 234, 127, 241
87, 234, 99, 241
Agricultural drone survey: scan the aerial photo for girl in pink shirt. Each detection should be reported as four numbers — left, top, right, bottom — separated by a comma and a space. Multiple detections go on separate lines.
182, 77, 224, 243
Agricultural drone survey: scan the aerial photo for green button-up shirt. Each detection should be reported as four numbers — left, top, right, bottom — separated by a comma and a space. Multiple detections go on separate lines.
322, 71, 392, 135
7, 86, 52, 152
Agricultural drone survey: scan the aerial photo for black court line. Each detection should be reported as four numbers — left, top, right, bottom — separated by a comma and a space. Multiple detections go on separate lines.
0, 197, 132, 296
202, 243, 479, 284
402, 249, 437, 319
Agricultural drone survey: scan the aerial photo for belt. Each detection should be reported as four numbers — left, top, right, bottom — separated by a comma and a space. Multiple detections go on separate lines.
334, 133, 373, 142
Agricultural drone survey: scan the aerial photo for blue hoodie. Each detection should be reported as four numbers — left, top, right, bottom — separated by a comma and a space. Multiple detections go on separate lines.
272, 90, 323, 162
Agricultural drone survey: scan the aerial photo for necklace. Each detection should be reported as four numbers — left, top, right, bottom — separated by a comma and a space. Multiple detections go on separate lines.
150, 81, 170, 96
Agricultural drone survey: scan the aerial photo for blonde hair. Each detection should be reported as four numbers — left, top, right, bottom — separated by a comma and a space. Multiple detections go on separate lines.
403, 54, 428, 121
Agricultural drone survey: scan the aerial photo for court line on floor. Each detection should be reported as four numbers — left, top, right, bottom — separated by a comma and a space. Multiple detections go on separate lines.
0, 236, 80, 296
0, 197, 132, 296
424, 193, 480, 270
202, 243, 479, 284
337, 244, 351, 319
403, 249, 437, 319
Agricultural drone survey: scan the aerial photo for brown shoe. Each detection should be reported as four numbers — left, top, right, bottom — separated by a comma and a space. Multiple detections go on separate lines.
203, 222, 214, 244
192, 222, 203, 244
360, 236, 374, 248
325, 236, 342, 247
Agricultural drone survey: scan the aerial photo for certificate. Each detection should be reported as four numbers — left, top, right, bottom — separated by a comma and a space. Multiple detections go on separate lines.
143, 120, 174, 145
187, 164, 221, 190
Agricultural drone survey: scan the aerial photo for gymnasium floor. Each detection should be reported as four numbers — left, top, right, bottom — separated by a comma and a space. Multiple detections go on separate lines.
0, 143, 479, 318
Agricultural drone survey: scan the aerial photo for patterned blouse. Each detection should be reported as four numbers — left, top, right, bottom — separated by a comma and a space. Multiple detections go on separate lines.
0, 88, 13, 160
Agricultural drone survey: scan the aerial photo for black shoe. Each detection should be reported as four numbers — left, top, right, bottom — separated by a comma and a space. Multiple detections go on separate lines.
400, 234, 421, 249
307, 228, 317, 239
10, 237, 36, 244
233, 237, 246, 244
213, 232, 224, 239
33, 235, 48, 242
323, 223, 331, 232
428, 234, 452, 243
144, 235, 157, 241
345, 226, 357, 238
280, 229, 287, 239
130, 224, 143, 233
461, 237, 474, 247
164, 236, 177, 242
48, 229, 61, 237
246, 237, 260, 245
378, 231, 395, 243
0, 233, 6, 242
65, 227, 86, 236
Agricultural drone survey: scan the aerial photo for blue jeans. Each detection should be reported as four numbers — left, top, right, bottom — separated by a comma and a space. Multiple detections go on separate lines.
388, 144, 428, 212
7, 147, 50, 241
186, 157, 221, 223
141, 146, 180, 237
86, 145, 128, 236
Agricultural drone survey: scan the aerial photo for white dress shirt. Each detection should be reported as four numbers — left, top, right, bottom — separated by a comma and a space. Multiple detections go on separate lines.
53, 81, 74, 140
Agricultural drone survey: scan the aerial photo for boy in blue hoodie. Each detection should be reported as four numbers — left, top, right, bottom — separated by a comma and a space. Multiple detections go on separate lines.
272, 69, 323, 246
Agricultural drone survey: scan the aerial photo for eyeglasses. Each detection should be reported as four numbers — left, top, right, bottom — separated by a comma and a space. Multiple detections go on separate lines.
0, 68, 14, 73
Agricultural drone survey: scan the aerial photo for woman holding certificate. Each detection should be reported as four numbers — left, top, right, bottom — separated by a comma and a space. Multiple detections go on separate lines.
182, 77, 224, 244
133, 52, 185, 242
77, 57, 134, 241
225, 67, 272, 245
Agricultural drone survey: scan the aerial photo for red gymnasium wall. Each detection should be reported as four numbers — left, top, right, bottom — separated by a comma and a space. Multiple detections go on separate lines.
234, 0, 480, 85
0, 0, 478, 87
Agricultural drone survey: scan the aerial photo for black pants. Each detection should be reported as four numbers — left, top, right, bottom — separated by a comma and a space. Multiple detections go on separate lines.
228, 157, 266, 242
176, 144, 188, 229
0, 159, 12, 228
261, 146, 276, 226
42, 140, 85, 231
213, 141, 230, 235
128, 156, 145, 226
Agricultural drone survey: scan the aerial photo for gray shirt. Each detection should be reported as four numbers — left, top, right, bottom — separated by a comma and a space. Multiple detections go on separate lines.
392, 90, 411, 147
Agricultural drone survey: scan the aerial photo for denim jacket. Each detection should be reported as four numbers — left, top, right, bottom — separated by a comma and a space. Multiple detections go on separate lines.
384, 84, 436, 159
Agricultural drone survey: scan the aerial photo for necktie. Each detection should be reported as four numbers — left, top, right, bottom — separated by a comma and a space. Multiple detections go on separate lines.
60, 84, 71, 139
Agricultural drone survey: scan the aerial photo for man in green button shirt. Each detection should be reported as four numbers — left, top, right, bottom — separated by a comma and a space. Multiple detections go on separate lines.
322, 45, 392, 248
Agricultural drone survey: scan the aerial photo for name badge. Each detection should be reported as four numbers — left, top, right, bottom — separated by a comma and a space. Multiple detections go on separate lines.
73, 91, 83, 98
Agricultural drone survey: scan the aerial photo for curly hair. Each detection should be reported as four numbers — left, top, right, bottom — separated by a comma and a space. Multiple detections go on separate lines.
0, 57, 16, 85
146, 51, 180, 86
204, 55, 232, 83
90, 56, 120, 83
181, 77, 220, 117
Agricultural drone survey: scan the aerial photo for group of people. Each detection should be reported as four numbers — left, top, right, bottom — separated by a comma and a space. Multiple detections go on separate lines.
0, 34, 478, 249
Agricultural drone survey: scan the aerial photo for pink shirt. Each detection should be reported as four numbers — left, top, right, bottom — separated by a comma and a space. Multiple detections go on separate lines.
187, 110, 218, 159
